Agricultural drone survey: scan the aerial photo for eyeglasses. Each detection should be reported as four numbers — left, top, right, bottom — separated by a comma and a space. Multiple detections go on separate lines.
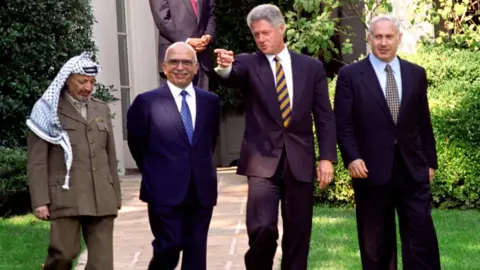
165, 59, 196, 67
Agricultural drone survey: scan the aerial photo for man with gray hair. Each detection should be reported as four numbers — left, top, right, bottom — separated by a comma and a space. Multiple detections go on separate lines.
215, 4, 337, 269
127, 42, 221, 270
334, 14, 441, 269
27, 52, 122, 269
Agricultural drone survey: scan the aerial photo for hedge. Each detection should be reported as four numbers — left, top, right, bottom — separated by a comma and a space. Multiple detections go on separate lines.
0, 148, 27, 207
314, 45, 480, 209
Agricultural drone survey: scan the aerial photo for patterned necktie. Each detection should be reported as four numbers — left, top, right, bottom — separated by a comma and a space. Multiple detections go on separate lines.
274, 56, 291, 127
385, 64, 400, 124
180, 90, 194, 144
190, 0, 198, 18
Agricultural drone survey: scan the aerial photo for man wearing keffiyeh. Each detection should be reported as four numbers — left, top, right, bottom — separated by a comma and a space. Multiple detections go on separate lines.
26, 52, 122, 270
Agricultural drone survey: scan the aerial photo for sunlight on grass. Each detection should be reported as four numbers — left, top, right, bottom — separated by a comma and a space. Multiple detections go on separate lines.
0, 214, 49, 270
308, 206, 480, 270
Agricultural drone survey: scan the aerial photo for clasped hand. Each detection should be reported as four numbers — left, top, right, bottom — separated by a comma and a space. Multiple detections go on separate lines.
188, 35, 212, 52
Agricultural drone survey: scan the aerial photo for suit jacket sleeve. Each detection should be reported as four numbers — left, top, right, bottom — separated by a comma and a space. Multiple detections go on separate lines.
312, 60, 337, 162
106, 105, 122, 208
127, 94, 150, 173
418, 68, 438, 169
27, 131, 50, 210
211, 95, 221, 153
149, 0, 187, 42
334, 68, 361, 167
204, 0, 215, 41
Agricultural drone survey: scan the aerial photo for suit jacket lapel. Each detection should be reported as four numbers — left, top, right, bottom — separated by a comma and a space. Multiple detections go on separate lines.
196, 0, 202, 23
397, 59, 413, 124
158, 86, 190, 145
192, 87, 206, 146
360, 58, 393, 123
255, 52, 283, 126
58, 95, 86, 124
183, 0, 197, 21
290, 51, 306, 123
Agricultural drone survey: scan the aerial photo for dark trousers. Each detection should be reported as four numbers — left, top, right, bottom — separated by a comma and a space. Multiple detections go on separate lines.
147, 182, 213, 270
160, 68, 209, 91
245, 152, 314, 270
44, 216, 115, 270
353, 147, 441, 270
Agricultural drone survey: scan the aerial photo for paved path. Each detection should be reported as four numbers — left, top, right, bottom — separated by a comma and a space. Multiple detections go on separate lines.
76, 168, 282, 269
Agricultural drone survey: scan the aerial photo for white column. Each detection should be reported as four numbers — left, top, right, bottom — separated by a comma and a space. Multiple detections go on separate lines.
90, 0, 125, 175
122, 0, 160, 169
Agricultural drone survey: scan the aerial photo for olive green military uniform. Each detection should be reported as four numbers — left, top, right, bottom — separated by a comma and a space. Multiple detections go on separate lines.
27, 94, 122, 270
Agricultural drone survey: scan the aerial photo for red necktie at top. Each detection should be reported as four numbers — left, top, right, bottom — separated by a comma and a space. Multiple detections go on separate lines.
190, 0, 198, 18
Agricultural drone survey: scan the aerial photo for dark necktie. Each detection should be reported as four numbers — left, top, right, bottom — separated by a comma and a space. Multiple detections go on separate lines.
385, 64, 400, 124
190, 0, 198, 18
180, 90, 194, 144
274, 56, 291, 127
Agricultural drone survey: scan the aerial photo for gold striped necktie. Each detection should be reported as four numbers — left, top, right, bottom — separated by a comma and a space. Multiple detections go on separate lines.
274, 56, 291, 127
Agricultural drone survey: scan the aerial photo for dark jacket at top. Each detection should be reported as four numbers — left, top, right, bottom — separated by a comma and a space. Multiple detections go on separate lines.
149, 0, 215, 73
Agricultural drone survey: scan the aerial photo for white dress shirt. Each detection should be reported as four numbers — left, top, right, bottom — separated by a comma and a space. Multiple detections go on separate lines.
369, 53, 403, 102
167, 81, 197, 129
215, 45, 294, 107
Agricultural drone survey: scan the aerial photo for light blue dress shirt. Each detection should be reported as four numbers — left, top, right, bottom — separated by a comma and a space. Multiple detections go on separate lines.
368, 53, 402, 102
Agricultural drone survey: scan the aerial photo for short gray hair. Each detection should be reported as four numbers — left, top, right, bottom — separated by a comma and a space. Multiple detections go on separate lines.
368, 14, 401, 36
164, 42, 197, 62
246, 4, 285, 29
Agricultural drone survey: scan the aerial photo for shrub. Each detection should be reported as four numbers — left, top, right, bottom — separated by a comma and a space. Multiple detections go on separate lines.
315, 45, 480, 209
0, 148, 27, 205
0, 0, 96, 148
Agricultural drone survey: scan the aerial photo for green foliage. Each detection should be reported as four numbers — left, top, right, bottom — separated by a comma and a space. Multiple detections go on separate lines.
0, 148, 27, 205
285, 0, 392, 62
317, 45, 480, 209
402, 45, 480, 209
0, 0, 102, 148
410, 0, 480, 50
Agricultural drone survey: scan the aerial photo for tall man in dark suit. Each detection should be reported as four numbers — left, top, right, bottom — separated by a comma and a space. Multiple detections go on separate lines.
334, 15, 441, 270
149, 0, 215, 90
127, 42, 221, 270
214, 4, 337, 269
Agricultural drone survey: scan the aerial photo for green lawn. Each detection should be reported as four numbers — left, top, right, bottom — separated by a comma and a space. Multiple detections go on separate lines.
0, 214, 86, 270
0, 214, 49, 270
308, 206, 480, 269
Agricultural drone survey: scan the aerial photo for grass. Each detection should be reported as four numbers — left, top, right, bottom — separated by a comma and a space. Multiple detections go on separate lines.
0, 214, 49, 270
308, 206, 480, 270
0, 214, 86, 270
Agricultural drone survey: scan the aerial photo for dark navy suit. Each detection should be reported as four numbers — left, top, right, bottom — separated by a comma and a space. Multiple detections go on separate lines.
334, 56, 440, 269
127, 84, 220, 270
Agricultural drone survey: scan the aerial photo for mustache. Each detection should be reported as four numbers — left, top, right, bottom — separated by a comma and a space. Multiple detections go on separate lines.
172, 70, 189, 76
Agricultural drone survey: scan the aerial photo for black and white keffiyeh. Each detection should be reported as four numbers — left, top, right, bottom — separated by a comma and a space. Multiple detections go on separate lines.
26, 52, 101, 190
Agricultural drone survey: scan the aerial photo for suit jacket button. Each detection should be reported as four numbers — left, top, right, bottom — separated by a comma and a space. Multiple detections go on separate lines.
89, 140, 94, 144
93, 168, 97, 172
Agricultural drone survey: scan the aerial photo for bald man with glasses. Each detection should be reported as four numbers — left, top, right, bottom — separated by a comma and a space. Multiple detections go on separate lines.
127, 42, 221, 270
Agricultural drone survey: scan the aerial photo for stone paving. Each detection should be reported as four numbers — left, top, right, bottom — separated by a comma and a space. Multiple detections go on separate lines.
76, 168, 282, 269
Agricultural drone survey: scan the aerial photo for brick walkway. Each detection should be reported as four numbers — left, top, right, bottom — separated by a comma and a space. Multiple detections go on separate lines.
76, 168, 282, 270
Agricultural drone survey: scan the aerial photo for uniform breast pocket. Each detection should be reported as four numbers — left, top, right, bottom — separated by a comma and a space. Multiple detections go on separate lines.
62, 125, 80, 145
95, 121, 109, 148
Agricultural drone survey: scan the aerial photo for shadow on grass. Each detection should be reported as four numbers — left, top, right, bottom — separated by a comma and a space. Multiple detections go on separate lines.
309, 206, 480, 270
